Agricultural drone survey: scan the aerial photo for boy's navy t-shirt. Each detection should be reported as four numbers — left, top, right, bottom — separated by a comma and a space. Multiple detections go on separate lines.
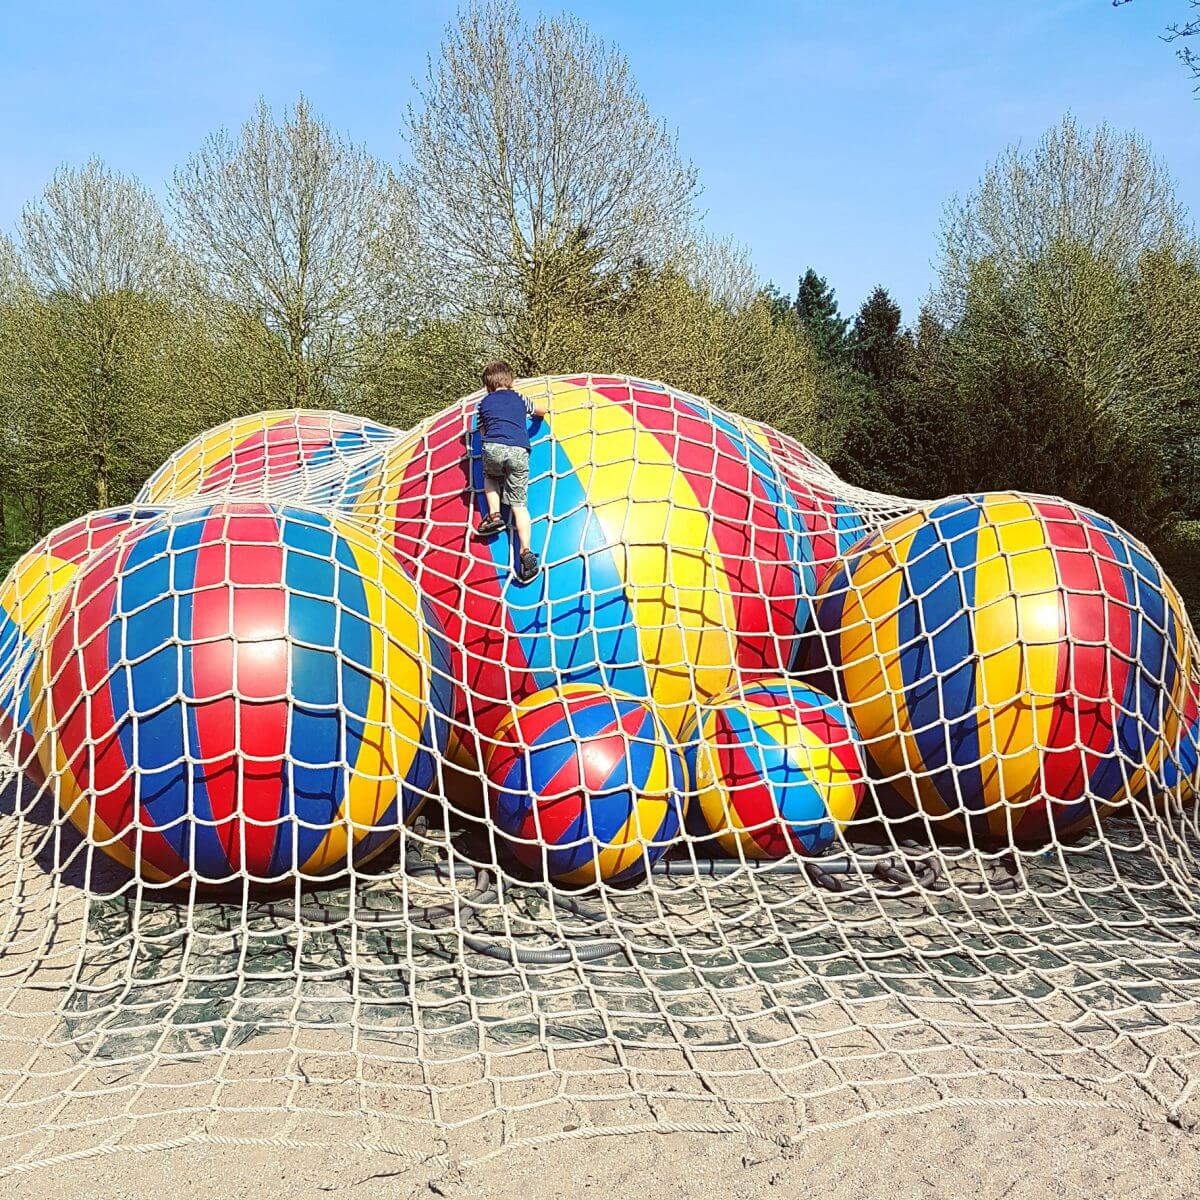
478, 388, 534, 450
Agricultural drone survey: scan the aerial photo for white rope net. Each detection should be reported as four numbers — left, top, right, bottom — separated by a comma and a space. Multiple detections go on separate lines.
1, 374, 1198, 1176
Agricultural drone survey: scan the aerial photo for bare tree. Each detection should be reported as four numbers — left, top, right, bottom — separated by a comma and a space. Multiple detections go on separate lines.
929, 116, 1200, 536
0, 234, 24, 294
403, 1, 700, 368
4, 163, 198, 517
678, 236, 760, 311
0, 235, 26, 552
938, 116, 1188, 321
172, 97, 393, 404
1114, 0, 1200, 91
0, 236, 29, 359
1166, 0, 1200, 85
19, 159, 178, 300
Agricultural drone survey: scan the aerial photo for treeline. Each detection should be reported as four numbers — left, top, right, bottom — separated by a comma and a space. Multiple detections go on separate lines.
1, 2, 1198, 616
791, 118, 1200, 612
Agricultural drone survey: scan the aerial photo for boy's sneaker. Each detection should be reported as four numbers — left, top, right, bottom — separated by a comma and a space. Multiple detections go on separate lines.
476, 514, 505, 537
516, 550, 540, 583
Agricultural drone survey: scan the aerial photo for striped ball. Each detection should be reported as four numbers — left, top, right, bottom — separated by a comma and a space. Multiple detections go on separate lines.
0, 509, 159, 780
351, 376, 869, 760
1162, 677, 1200, 808
811, 493, 1193, 843
681, 677, 865, 858
484, 684, 686, 885
30, 502, 453, 885
138, 410, 396, 507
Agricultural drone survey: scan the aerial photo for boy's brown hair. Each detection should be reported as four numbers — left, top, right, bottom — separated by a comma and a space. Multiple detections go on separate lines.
482, 360, 515, 392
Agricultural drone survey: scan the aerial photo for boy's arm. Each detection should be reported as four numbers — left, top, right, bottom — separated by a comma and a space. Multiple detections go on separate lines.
525, 394, 549, 419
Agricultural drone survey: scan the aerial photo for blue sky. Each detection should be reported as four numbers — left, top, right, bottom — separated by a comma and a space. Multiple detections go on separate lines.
0, 0, 1195, 318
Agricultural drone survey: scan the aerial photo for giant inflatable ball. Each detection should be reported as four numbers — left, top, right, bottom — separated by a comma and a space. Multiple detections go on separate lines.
29, 502, 452, 885
139, 410, 397, 506
347, 377, 868, 756
810, 493, 1194, 843
1163, 677, 1200, 809
0, 509, 162, 782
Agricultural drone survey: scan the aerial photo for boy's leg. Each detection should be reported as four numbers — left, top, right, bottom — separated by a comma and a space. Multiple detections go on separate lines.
503, 450, 539, 581
483, 474, 502, 517
504, 451, 532, 549
477, 445, 507, 536
511, 504, 532, 554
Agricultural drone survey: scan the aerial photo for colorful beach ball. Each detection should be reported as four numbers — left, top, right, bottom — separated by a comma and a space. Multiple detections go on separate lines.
810, 493, 1193, 844
681, 677, 866, 858
138, 410, 397, 507
483, 684, 686, 885
30, 502, 453, 886
0, 509, 159, 780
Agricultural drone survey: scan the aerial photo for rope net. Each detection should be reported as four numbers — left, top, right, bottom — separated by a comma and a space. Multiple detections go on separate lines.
1, 374, 1199, 1174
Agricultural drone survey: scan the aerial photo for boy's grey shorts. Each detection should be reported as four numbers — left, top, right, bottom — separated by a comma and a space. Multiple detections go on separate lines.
482, 442, 530, 506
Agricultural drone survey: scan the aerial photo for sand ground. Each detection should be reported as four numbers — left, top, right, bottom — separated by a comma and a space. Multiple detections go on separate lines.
5, 1105, 1199, 1200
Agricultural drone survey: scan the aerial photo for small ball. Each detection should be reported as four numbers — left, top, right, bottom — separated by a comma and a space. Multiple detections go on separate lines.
484, 684, 686, 885
681, 677, 866, 858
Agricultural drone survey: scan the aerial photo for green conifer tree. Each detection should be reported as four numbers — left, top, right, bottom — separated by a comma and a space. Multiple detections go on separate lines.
849, 286, 909, 384
793, 269, 849, 361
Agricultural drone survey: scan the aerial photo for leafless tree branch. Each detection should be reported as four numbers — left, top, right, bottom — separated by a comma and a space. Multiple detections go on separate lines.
1114, 0, 1200, 91
19, 160, 178, 301
171, 97, 396, 400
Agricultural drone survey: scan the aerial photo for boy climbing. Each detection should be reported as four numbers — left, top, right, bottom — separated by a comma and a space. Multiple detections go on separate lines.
474, 360, 548, 582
